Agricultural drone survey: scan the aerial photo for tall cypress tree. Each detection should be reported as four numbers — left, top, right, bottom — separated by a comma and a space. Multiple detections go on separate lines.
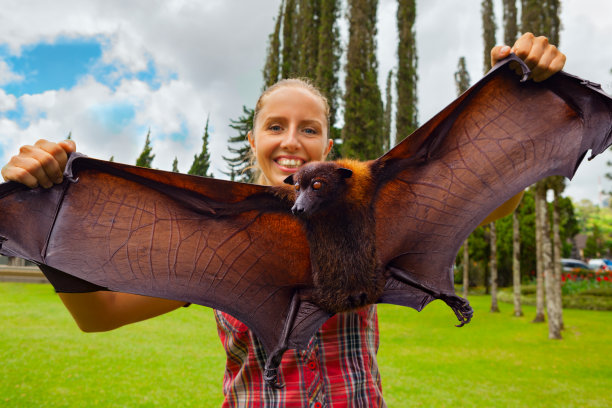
395, 0, 418, 144
263, 0, 284, 88
521, 0, 560, 45
503, 0, 519, 45
136, 129, 155, 168
298, 0, 320, 76
188, 116, 212, 177
482, 0, 497, 74
454, 57, 471, 95
281, 0, 299, 78
223, 106, 256, 183
545, 0, 561, 45
316, 0, 341, 128
343, 0, 384, 160
172, 157, 179, 173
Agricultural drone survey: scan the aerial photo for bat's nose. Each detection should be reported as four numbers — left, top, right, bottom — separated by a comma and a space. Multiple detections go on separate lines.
291, 204, 305, 215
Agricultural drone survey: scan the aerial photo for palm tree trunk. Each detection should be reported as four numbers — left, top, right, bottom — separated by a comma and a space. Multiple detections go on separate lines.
463, 239, 469, 298
490, 222, 499, 312
552, 191, 564, 330
513, 211, 523, 316
533, 186, 546, 323
542, 194, 562, 339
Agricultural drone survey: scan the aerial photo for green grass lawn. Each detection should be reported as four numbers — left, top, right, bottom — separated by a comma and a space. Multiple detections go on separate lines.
1, 282, 610, 407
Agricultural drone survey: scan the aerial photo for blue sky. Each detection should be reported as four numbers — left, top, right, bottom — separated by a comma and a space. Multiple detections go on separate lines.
0, 0, 611, 201
0, 37, 163, 131
1, 39, 103, 96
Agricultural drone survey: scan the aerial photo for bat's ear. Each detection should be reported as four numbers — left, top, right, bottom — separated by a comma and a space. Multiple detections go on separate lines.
284, 174, 295, 185
337, 168, 353, 179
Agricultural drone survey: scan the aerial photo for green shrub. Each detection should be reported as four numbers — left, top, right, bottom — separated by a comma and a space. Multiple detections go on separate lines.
577, 287, 612, 297
521, 285, 537, 295
498, 286, 612, 311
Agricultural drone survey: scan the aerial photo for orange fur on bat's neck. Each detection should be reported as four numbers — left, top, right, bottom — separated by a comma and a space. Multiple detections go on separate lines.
334, 159, 375, 207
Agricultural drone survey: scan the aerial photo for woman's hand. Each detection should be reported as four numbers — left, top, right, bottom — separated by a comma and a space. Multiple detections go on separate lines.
1, 139, 76, 188
490, 32, 566, 82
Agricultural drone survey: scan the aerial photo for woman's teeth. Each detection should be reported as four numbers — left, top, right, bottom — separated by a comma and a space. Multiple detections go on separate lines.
276, 158, 304, 168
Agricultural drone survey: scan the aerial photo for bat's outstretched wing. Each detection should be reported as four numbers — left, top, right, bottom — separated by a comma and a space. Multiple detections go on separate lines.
373, 54, 612, 310
0, 155, 327, 354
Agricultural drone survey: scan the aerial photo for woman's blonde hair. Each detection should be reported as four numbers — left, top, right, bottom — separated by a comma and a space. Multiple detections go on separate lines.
249, 78, 332, 185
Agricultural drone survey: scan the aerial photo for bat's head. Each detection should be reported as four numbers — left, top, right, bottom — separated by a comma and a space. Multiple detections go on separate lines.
284, 162, 353, 217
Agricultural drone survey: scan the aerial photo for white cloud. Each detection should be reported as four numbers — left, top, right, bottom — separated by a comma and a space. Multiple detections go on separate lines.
0, 60, 24, 86
0, 89, 17, 111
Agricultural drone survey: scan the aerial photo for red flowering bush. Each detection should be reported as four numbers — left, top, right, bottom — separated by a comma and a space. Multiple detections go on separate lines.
561, 270, 612, 295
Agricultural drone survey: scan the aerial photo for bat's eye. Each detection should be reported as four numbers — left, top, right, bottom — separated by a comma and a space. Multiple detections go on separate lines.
294, 183, 300, 191
312, 181, 322, 190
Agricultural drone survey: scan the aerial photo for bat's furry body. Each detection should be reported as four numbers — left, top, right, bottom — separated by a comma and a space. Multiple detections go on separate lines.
286, 160, 385, 313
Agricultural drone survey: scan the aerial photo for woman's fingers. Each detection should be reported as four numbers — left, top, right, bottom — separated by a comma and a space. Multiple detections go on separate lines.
511, 32, 565, 81
1, 139, 76, 188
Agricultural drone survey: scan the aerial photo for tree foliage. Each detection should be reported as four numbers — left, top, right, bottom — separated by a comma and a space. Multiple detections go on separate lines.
316, 0, 342, 128
342, 0, 384, 160
503, 0, 519, 45
281, 0, 298, 78
135, 129, 155, 168
223, 106, 256, 183
395, 0, 418, 144
454, 56, 471, 95
298, 0, 320, 76
583, 225, 606, 260
520, 0, 561, 45
263, 0, 284, 88
481, 0, 496, 74
188, 116, 212, 177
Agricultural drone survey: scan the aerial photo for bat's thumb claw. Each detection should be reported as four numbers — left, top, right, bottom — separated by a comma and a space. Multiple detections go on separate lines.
264, 368, 284, 389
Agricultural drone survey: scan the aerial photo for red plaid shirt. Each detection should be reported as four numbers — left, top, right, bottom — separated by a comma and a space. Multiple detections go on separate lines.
215, 305, 385, 407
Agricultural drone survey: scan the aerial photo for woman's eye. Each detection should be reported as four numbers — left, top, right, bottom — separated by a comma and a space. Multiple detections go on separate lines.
303, 128, 317, 135
269, 125, 282, 132
312, 181, 322, 190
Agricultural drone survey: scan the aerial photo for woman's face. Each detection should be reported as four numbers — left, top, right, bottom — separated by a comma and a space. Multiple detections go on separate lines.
248, 86, 333, 187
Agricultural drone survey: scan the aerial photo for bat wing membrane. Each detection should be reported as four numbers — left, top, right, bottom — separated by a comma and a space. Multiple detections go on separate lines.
374, 56, 612, 310
0, 155, 316, 354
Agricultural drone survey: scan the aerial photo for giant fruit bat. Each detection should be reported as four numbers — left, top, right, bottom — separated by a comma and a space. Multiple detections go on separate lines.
1, 55, 611, 386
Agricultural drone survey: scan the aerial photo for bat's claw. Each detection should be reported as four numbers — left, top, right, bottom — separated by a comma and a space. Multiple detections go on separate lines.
264, 350, 285, 388
440, 293, 473, 327
264, 367, 284, 389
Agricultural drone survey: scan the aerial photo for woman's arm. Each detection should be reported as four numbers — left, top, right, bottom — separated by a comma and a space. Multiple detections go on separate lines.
58, 292, 188, 332
479, 191, 524, 227
2, 139, 189, 332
